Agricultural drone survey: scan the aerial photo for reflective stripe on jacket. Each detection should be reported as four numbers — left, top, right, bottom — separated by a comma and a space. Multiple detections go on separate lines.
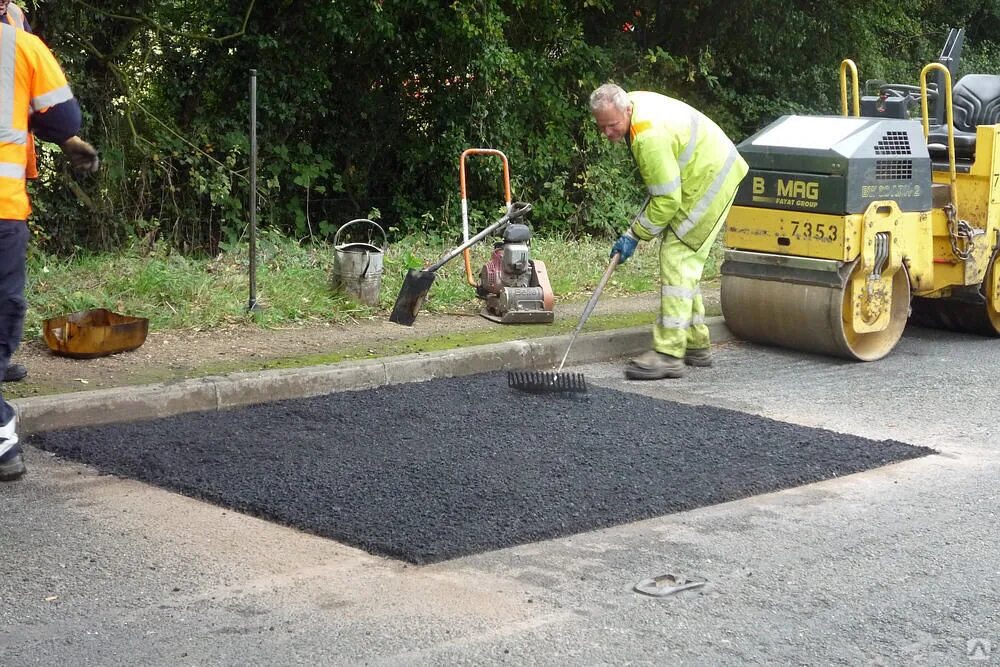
3, 4, 38, 179
0, 23, 74, 220
626, 91, 749, 250
3, 3, 26, 30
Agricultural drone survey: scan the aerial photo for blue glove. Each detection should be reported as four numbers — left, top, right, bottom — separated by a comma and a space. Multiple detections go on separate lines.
610, 232, 639, 264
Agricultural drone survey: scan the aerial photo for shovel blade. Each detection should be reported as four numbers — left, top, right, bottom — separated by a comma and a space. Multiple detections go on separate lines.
389, 269, 437, 325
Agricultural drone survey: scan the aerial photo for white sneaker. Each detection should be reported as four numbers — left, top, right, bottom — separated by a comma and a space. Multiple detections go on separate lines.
0, 413, 24, 481
0, 413, 18, 458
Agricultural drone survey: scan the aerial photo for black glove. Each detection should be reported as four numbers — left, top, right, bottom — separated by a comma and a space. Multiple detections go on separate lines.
61, 136, 100, 174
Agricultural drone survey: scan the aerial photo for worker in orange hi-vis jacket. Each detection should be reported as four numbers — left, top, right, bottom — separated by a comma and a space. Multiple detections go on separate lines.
1, 1, 38, 183
0, 19, 100, 482
2, 0, 41, 385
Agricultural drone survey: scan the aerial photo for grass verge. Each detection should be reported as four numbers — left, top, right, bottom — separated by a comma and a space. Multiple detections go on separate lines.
26, 228, 724, 337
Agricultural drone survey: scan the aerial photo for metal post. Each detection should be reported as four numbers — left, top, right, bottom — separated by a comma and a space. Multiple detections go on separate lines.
248, 69, 260, 312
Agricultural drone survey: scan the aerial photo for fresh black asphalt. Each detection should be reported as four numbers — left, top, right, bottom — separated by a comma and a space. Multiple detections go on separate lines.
29, 373, 934, 564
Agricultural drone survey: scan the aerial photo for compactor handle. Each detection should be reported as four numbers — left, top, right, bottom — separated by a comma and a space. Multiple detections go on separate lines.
459, 149, 513, 286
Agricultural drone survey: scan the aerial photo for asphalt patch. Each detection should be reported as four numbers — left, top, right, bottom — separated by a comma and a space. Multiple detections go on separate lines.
29, 373, 934, 564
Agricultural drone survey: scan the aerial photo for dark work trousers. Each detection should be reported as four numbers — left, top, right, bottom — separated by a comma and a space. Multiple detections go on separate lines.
0, 220, 29, 424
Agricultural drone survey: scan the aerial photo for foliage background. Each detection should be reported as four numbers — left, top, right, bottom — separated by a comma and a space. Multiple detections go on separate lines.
19, 0, 1000, 255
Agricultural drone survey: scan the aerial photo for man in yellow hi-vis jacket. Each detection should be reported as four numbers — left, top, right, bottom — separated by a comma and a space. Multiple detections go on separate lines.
590, 83, 747, 380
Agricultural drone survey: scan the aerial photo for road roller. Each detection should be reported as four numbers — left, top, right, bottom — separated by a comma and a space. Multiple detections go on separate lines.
720, 50, 1000, 361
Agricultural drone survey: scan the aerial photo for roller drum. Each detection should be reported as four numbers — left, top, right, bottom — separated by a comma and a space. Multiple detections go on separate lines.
721, 276, 853, 358
721, 253, 911, 361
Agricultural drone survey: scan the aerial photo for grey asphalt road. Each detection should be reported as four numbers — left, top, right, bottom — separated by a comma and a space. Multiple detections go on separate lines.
2, 324, 998, 666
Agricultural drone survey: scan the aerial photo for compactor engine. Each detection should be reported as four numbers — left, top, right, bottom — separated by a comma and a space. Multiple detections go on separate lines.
477, 221, 555, 324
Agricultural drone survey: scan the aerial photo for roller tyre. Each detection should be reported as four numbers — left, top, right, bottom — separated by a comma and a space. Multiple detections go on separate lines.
909, 252, 1000, 337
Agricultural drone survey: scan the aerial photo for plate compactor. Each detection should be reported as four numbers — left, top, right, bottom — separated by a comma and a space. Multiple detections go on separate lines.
458, 148, 553, 324
720, 28, 1000, 361
476, 222, 554, 323
389, 201, 554, 325
389, 148, 555, 326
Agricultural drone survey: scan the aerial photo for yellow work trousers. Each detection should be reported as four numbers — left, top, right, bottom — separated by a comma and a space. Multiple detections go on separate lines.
653, 209, 730, 358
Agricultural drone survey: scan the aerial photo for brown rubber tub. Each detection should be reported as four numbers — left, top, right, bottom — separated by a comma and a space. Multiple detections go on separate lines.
43, 308, 149, 359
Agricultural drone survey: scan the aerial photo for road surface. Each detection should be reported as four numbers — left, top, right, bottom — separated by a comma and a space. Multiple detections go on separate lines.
2, 324, 997, 665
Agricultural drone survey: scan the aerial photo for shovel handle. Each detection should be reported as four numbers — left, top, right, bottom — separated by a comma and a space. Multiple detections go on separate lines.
427, 202, 531, 272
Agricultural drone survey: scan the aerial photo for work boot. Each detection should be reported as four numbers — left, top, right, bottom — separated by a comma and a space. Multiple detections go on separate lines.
0, 415, 24, 481
3, 363, 27, 382
684, 347, 713, 367
625, 350, 686, 380
0, 444, 25, 481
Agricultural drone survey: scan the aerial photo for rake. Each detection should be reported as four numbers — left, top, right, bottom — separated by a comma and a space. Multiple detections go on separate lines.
507, 252, 621, 395
507, 368, 587, 394
507, 196, 649, 395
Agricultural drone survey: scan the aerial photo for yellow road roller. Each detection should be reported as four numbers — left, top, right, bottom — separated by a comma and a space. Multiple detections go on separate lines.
721, 44, 1000, 361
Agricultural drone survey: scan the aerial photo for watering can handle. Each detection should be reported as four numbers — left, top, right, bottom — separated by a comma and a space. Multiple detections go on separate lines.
334, 218, 387, 252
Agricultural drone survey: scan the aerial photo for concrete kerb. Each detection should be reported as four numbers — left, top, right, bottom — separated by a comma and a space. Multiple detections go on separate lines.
15, 317, 732, 435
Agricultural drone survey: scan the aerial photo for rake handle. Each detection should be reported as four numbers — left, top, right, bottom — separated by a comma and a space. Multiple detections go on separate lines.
556, 195, 651, 373
557, 253, 620, 372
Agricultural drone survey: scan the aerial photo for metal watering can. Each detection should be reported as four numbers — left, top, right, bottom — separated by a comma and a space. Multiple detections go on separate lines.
330, 219, 387, 306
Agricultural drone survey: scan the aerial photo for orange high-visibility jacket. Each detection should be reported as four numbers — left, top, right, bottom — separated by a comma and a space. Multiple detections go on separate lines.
0, 23, 74, 220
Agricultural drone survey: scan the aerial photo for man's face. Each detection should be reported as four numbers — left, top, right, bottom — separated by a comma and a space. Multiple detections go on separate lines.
593, 103, 632, 143
0, 0, 9, 17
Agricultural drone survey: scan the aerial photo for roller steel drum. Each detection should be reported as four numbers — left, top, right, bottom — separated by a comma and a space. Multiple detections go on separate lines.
721, 257, 911, 362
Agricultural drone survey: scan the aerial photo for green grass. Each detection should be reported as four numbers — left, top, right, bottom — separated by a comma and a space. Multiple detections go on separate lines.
24, 229, 723, 337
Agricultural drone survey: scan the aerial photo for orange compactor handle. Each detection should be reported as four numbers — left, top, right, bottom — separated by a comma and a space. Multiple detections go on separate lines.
459, 149, 512, 286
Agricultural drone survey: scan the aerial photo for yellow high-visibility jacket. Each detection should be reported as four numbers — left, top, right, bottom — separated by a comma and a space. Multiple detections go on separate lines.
0, 23, 75, 220
626, 91, 748, 250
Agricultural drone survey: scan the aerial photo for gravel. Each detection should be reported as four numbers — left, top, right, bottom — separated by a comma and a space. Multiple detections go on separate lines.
29, 372, 933, 564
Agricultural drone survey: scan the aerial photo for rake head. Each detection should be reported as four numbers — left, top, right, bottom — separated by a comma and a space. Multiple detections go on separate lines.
507, 370, 587, 394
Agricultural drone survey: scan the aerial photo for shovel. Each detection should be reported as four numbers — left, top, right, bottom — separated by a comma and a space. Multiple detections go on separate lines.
389, 202, 532, 325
